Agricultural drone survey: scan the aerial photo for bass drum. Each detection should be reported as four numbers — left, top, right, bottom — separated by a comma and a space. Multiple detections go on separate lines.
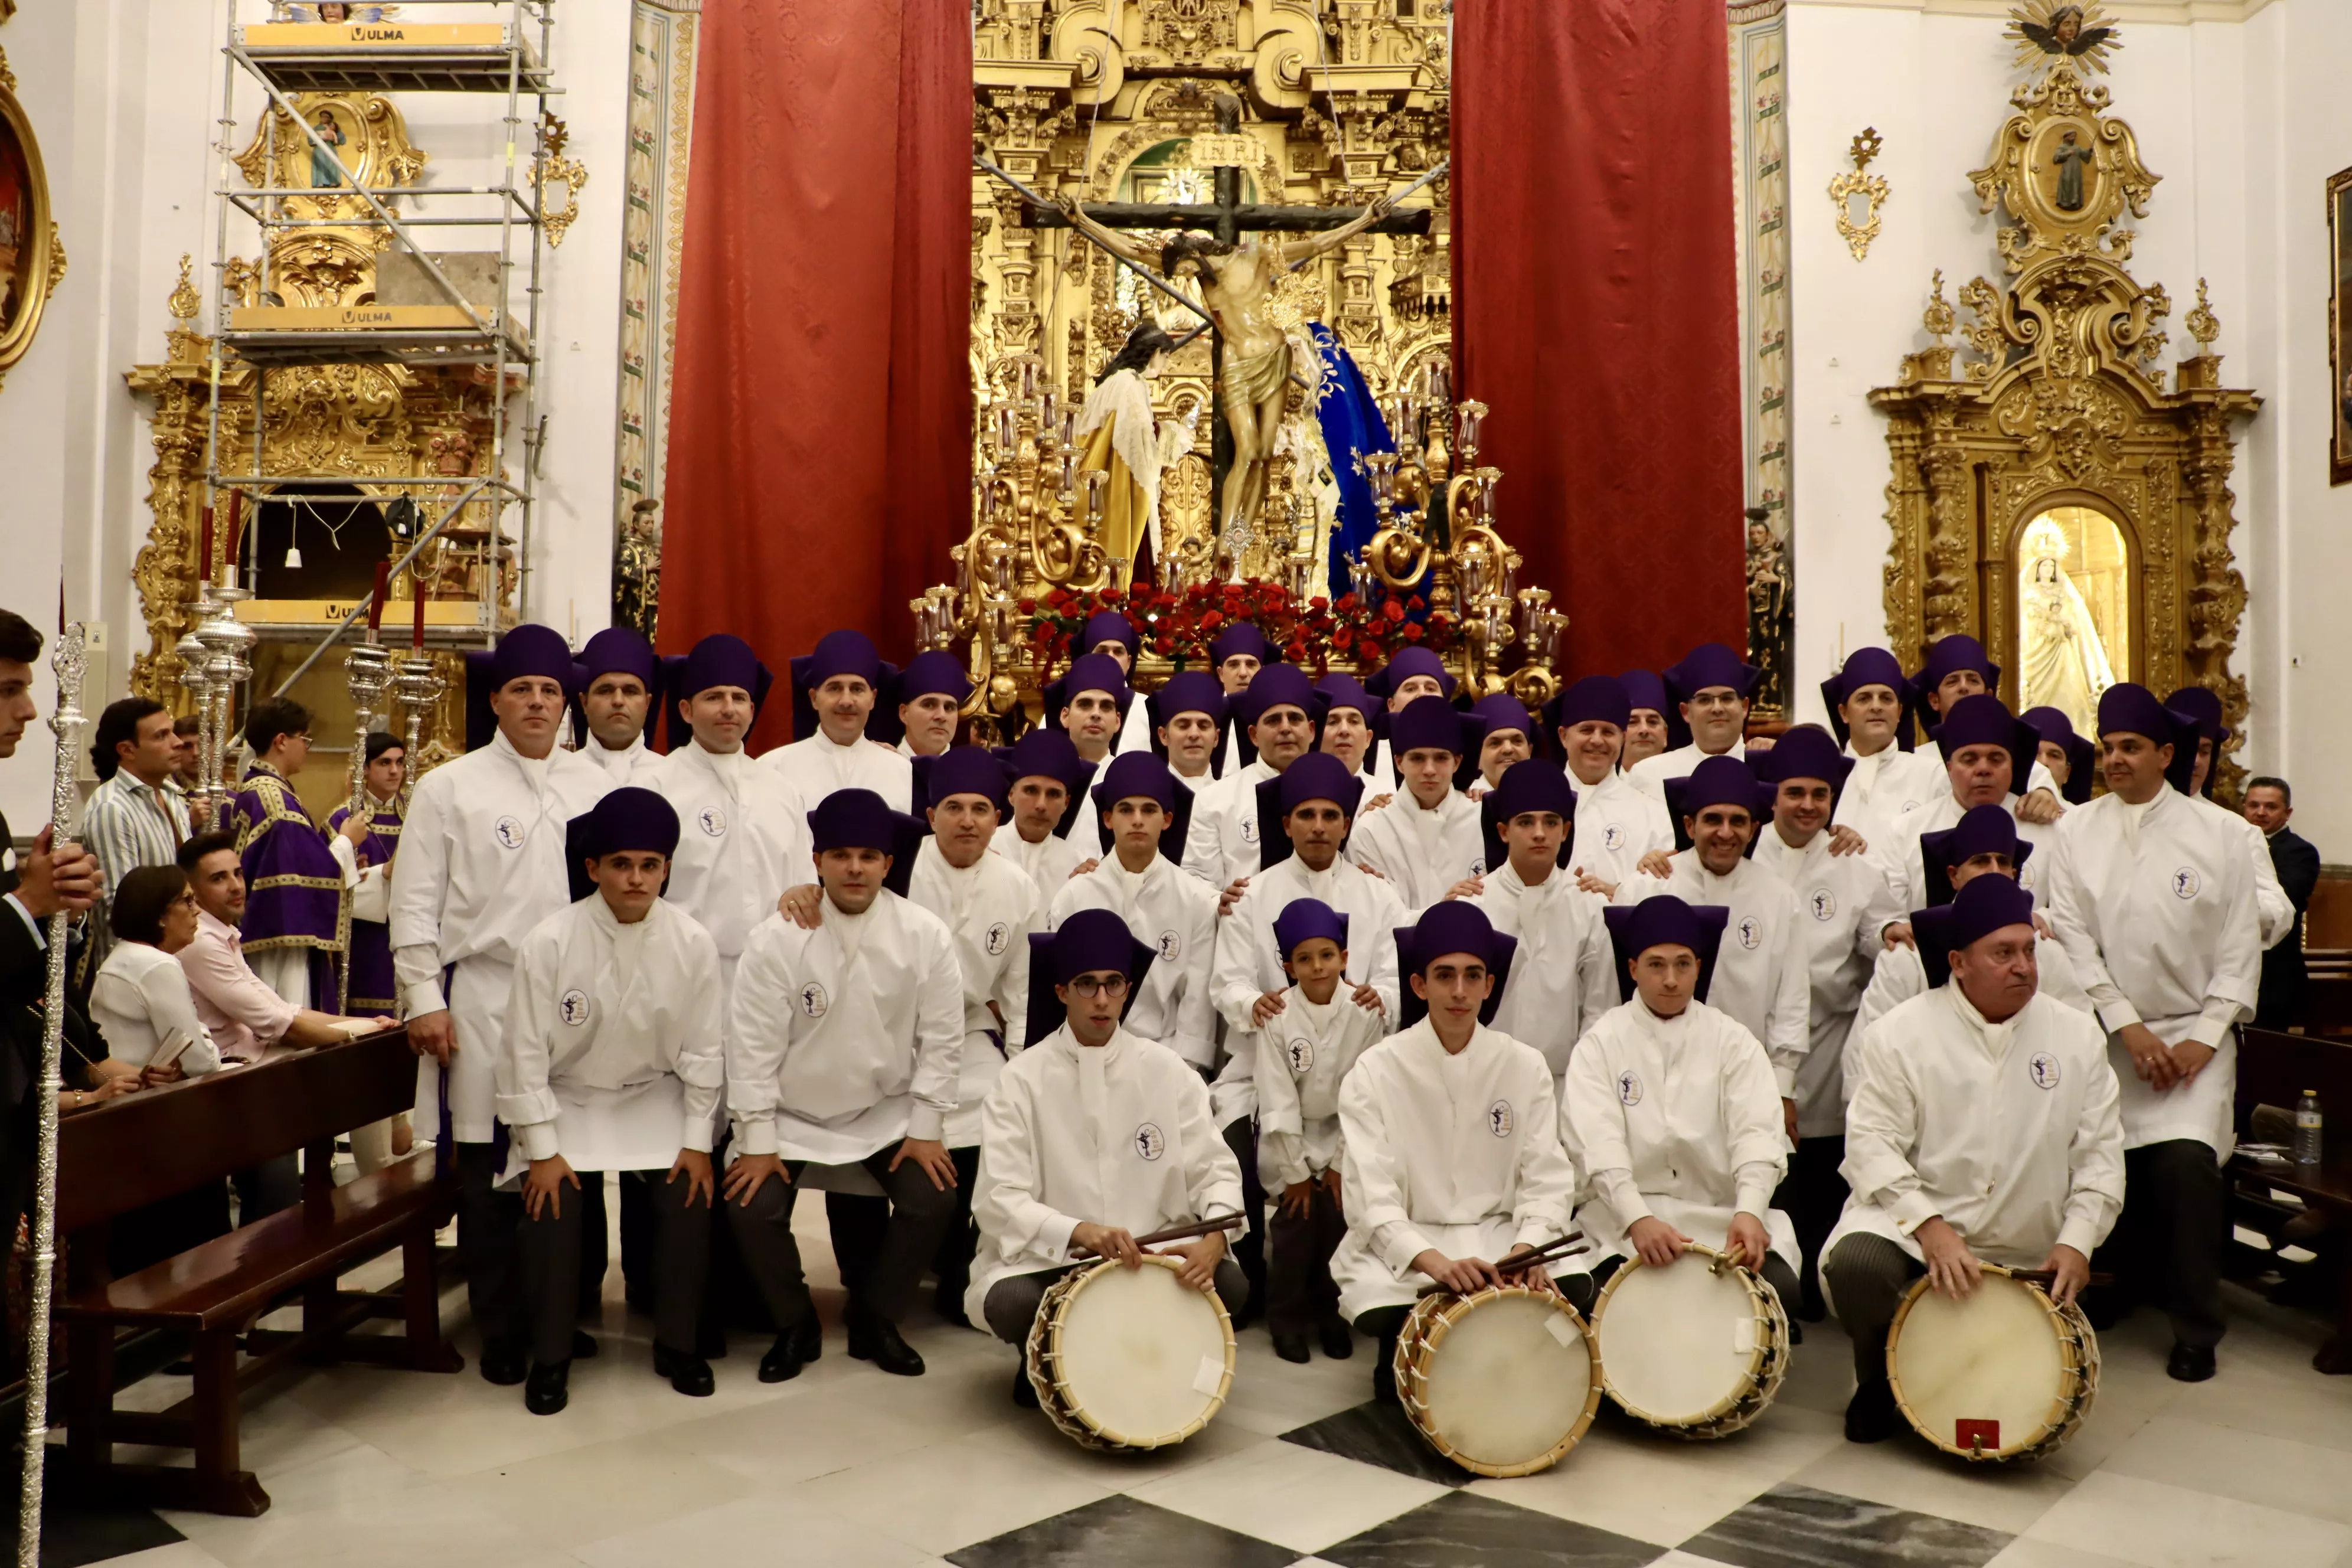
1886, 1265, 2099, 1462
1393, 1283, 1600, 1478
1024, 1256, 1236, 1452
1590, 1243, 1790, 1439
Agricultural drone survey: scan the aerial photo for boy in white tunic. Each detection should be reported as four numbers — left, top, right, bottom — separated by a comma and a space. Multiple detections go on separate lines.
392, 625, 613, 1386
763, 629, 914, 812
1043, 651, 1132, 850
1256, 899, 1384, 1363
1547, 675, 1671, 893
501, 789, 723, 1413
886, 651, 970, 759
972, 910, 1245, 1407
1316, 673, 1384, 781
1750, 726, 1905, 1318
1624, 642, 1756, 800
722, 789, 964, 1382
1470, 760, 1615, 1086
1347, 695, 1487, 912
648, 634, 815, 997
1464, 694, 1534, 800
1884, 695, 2055, 914
1077, 610, 1158, 757
990, 728, 1097, 897
1184, 664, 1324, 890
1609, 754, 1809, 1136
2043, 684, 2259, 1382
1819, 648, 1941, 846
1332, 901, 1579, 1402
1824, 873, 2124, 1440
1563, 896, 1800, 1314
572, 626, 662, 785
1048, 752, 1219, 1074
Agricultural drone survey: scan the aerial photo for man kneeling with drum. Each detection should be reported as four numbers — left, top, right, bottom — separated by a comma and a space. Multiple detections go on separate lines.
1331, 902, 1579, 1404
971, 909, 1246, 1412
1824, 874, 2124, 1446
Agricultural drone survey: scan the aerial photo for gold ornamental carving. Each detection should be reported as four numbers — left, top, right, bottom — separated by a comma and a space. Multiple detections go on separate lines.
1875, 9, 2259, 797
1828, 128, 1889, 263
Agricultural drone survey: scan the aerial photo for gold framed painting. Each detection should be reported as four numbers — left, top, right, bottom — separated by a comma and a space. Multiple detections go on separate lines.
0, 48, 57, 384
2331, 164, 2352, 486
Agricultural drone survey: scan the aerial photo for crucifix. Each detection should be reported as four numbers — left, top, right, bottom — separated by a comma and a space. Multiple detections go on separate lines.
1019, 93, 1439, 566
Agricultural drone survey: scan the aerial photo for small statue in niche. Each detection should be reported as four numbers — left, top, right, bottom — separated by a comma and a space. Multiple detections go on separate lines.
2051, 129, 2093, 212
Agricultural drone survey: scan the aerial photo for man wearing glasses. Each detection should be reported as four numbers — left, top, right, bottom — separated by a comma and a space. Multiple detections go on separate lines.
1625, 643, 1760, 801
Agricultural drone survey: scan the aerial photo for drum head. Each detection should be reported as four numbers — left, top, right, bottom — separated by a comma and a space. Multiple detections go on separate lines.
1050, 1259, 1233, 1448
1595, 1253, 1769, 1426
1891, 1274, 2069, 1459
1420, 1293, 1595, 1471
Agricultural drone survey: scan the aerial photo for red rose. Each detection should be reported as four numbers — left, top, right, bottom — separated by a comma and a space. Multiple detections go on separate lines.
1383, 599, 1406, 624
1332, 626, 1354, 649
1335, 593, 1358, 614
1154, 634, 1174, 654
1401, 622, 1426, 643
1309, 596, 1329, 610
1100, 588, 1124, 605
1284, 642, 1309, 664
1201, 609, 1224, 631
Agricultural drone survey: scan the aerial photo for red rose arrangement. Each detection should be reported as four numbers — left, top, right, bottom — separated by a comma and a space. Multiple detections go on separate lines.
1025, 577, 1454, 677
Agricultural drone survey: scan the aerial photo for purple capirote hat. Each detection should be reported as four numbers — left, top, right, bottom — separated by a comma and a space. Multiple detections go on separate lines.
1272, 897, 1348, 961
1479, 757, 1577, 873
1912, 872, 2037, 990
917, 746, 1012, 815
1603, 894, 1730, 1003
1618, 669, 1669, 717
1210, 623, 1272, 667
1917, 802, 2031, 909
1393, 900, 1518, 1027
1819, 647, 1913, 751
1390, 693, 1482, 757
789, 629, 899, 743
1753, 723, 1854, 805
1663, 753, 1773, 855
1929, 694, 2041, 778
1544, 675, 1629, 735
1024, 907, 1158, 1043
2096, 683, 2200, 797
564, 786, 680, 902
1366, 646, 1456, 701
1082, 610, 1139, 656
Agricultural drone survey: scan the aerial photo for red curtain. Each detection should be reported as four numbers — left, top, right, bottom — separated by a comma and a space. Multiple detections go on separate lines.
660, 0, 972, 751
1453, 0, 1745, 678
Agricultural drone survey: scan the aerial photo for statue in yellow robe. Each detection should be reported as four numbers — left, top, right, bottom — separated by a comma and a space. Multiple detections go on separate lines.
1073, 321, 1198, 587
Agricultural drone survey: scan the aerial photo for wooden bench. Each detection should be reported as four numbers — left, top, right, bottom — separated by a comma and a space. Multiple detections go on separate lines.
2230, 1027, 2352, 1373
51, 1025, 460, 1515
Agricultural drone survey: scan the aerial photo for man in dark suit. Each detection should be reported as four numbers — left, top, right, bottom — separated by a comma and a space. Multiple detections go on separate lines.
2246, 776, 2321, 1030
0, 609, 102, 1231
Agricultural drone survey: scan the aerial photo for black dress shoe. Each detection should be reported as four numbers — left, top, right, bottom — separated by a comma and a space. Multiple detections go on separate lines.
2168, 1343, 2217, 1383
652, 1344, 715, 1397
759, 1331, 812, 1383
572, 1329, 599, 1360
1319, 1321, 1355, 1360
1272, 1331, 1311, 1364
1844, 1380, 1898, 1443
1231, 1286, 1266, 1332
479, 1344, 528, 1387
847, 1309, 926, 1376
1010, 1363, 1040, 1409
1370, 1357, 1398, 1406
524, 1361, 570, 1416
1788, 1319, 1804, 1347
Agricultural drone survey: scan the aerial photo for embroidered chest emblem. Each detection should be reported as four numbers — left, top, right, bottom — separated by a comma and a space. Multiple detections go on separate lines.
494, 815, 526, 850
1133, 1122, 1166, 1160
698, 806, 727, 838
1617, 1070, 1644, 1107
1157, 929, 1181, 961
1809, 888, 1837, 922
1487, 1099, 1514, 1138
2029, 1051, 2062, 1090
1286, 1035, 1314, 1074
1900, 799, 1922, 814
1603, 823, 1627, 852
2171, 867, 2200, 900
984, 921, 1010, 957
1241, 817, 1259, 845
560, 989, 591, 1027
1469, 855, 1487, 877
1737, 915, 1763, 950
798, 982, 829, 1018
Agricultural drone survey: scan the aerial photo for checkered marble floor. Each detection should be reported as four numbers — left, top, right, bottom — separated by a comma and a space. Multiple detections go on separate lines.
45, 1205, 2352, 1568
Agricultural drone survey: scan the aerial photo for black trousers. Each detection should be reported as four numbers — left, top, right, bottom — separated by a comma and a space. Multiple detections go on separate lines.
232, 1154, 300, 1226
1221, 1115, 1267, 1301
1823, 1232, 1926, 1393
929, 1145, 984, 1312
982, 1259, 1248, 1346
454, 1141, 525, 1356
726, 1151, 957, 1329
522, 1165, 712, 1368
2089, 1138, 2226, 1351
1774, 1134, 1848, 1313
1266, 1177, 1347, 1334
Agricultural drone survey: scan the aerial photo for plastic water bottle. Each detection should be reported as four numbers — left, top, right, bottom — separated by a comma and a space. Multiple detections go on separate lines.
2294, 1090, 2324, 1167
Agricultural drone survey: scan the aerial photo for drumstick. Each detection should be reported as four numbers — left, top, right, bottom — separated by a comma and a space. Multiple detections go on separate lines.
2006, 1268, 2115, 1289
1497, 1233, 1587, 1273
1074, 1213, 1248, 1256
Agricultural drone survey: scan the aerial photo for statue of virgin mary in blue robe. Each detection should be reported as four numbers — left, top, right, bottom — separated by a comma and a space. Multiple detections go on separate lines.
1304, 322, 1393, 601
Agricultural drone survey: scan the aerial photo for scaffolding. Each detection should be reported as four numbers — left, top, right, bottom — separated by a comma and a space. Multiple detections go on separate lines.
205, 0, 558, 692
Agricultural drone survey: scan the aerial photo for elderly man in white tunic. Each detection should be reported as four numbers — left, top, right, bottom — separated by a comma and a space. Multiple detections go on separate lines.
500, 788, 724, 1415
391, 624, 612, 1389
722, 788, 963, 1384
1469, 759, 1614, 1089
1547, 675, 1671, 893
1332, 901, 1579, 1403
2043, 684, 2259, 1384
1563, 896, 1800, 1318
971, 909, 1244, 1410
648, 633, 814, 997
762, 629, 914, 812
1347, 695, 1487, 912
1823, 873, 2124, 1442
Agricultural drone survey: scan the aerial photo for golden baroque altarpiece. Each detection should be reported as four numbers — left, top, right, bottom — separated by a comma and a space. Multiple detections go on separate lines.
1873, 13, 2259, 795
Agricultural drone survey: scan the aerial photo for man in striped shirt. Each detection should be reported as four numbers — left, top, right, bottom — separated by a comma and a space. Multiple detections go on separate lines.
81, 697, 189, 972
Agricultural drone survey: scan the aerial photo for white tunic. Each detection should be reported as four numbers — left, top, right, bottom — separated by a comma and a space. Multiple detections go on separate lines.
762, 731, 914, 813
965, 1023, 1244, 1320
1331, 1021, 1579, 1318
1212, 854, 1406, 1048
1047, 852, 1221, 1071
390, 730, 614, 1141
723, 893, 964, 1162
1561, 998, 1798, 1273
2191, 793, 2294, 950
1256, 988, 1387, 1187
495, 896, 725, 1178
582, 732, 663, 786
1623, 737, 1746, 801
1565, 769, 1674, 891
1750, 828, 1906, 1136
1347, 790, 1486, 913
1182, 757, 1276, 888
1469, 861, 1615, 1083
2042, 788, 2260, 1155
904, 838, 1040, 1147
1825, 986, 2124, 1285
1833, 744, 1944, 847
992, 828, 1089, 900
1884, 789, 2053, 912
646, 740, 816, 989
1612, 854, 1811, 1096
1855, 935, 2089, 1050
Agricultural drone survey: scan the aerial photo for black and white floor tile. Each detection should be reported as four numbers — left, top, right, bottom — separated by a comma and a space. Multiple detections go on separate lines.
47, 1207, 2352, 1568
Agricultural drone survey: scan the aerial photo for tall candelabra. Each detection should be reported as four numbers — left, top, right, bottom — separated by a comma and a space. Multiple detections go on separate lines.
334, 583, 397, 1015
391, 648, 447, 815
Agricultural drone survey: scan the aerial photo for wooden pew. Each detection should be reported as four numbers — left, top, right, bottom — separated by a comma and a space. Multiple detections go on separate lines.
51, 1025, 459, 1515
2231, 1027, 2352, 1373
